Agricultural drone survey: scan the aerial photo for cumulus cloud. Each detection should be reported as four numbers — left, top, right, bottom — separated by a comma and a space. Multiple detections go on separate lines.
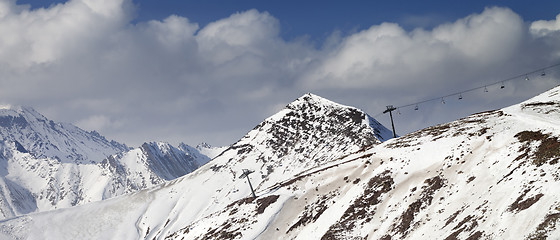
0, 1, 559, 147
531, 14, 560, 36
301, 7, 526, 90
300, 7, 560, 134
0, 0, 133, 68
0, 0, 315, 146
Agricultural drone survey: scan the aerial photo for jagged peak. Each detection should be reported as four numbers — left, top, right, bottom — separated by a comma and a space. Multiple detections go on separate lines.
0, 105, 48, 122
250, 92, 393, 143
142, 141, 173, 150
196, 142, 212, 149
288, 92, 348, 110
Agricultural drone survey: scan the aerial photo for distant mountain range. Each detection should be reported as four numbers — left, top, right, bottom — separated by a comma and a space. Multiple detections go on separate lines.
0, 106, 216, 219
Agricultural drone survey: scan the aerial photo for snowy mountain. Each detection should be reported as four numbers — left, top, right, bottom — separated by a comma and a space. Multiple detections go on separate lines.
175, 87, 560, 239
0, 93, 393, 239
4, 87, 559, 239
138, 142, 211, 181
0, 105, 128, 163
212, 93, 392, 189
0, 106, 211, 220
191, 142, 228, 159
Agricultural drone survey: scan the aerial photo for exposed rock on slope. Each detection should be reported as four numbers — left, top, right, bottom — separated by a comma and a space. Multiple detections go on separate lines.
140, 142, 209, 181
187, 86, 560, 240
169, 86, 560, 239
212, 93, 393, 189
7, 87, 560, 239
0, 93, 391, 239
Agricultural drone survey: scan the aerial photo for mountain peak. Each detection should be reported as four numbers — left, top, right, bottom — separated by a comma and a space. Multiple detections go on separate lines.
0, 104, 35, 114
218, 93, 392, 189
278, 92, 393, 142
0, 104, 128, 163
288, 92, 345, 110
196, 142, 212, 149
0, 104, 14, 110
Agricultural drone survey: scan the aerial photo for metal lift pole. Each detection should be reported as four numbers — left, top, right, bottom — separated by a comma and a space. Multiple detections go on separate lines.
241, 169, 257, 199
383, 105, 397, 138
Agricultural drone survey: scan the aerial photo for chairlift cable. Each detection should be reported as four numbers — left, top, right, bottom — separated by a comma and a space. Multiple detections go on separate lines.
386, 62, 560, 111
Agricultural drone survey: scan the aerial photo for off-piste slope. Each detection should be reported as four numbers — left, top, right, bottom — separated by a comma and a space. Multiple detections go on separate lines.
0, 93, 391, 239
0, 106, 210, 220
171, 86, 560, 240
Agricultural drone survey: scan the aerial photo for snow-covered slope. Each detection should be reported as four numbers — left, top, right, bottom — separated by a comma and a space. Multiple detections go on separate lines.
138, 142, 211, 181
0, 106, 128, 163
173, 86, 560, 240
6, 87, 559, 239
212, 93, 392, 191
190, 142, 228, 159
0, 93, 391, 239
0, 140, 210, 220
0, 106, 211, 220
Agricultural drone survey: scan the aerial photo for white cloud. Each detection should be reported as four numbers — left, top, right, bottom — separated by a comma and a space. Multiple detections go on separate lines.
531, 14, 560, 37
143, 15, 199, 50
196, 9, 284, 67
0, 0, 132, 69
0, 1, 558, 147
301, 7, 525, 90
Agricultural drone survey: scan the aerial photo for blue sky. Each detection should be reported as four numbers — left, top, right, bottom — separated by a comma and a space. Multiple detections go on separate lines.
19, 0, 560, 42
3, 0, 560, 147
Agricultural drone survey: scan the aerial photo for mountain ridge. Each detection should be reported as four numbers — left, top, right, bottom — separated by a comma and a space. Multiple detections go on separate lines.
0, 105, 129, 163
0, 92, 393, 239
159, 87, 560, 239
3, 88, 559, 239
0, 106, 213, 220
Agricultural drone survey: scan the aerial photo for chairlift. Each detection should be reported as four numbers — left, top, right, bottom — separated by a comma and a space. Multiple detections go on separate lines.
541, 71, 546, 77
441, 97, 445, 104
414, 105, 419, 110
397, 108, 401, 115
525, 75, 530, 81
458, 93, 463, 100
500, 82, 505, 89
484, 86, 488, 92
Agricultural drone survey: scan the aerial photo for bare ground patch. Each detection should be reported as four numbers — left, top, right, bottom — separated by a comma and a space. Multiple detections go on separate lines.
321, 170, 394, 239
